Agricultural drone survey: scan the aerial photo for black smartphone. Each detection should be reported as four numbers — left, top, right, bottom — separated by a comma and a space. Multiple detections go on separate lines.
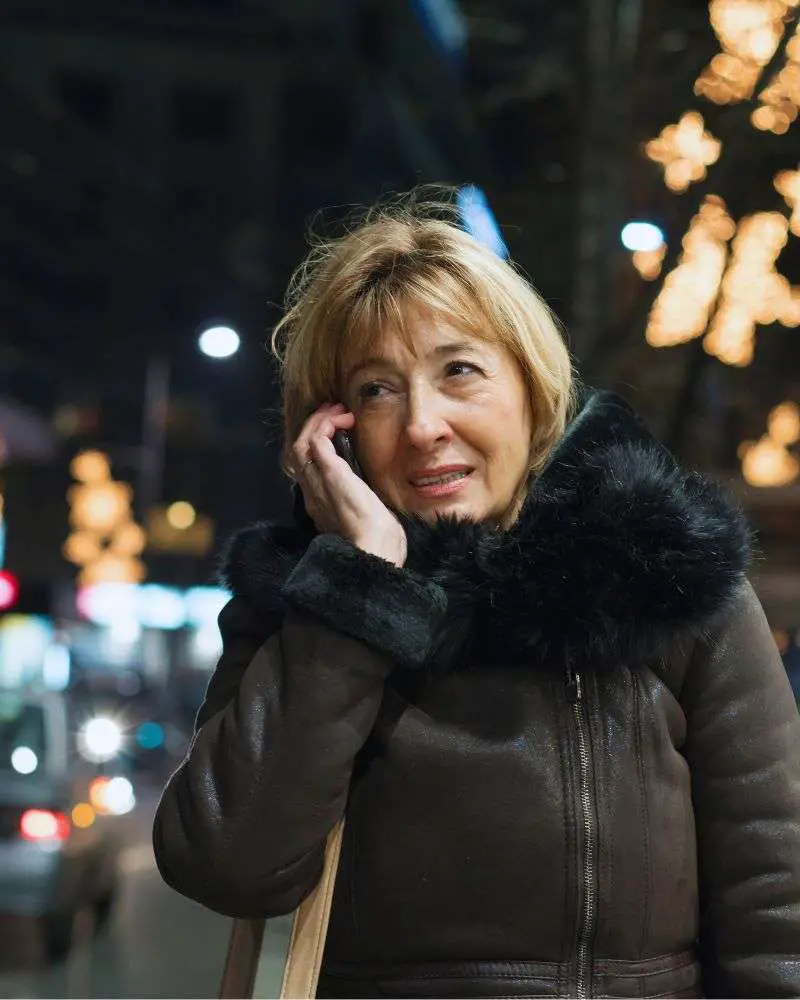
333, 430, 364, 480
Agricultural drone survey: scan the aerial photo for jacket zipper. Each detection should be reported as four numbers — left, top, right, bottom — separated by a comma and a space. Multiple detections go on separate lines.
566, 665, 597, 1000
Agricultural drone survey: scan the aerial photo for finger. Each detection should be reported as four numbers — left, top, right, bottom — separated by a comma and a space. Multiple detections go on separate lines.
294, 457, 332, 528
307, 433, 340, 472
307, 434, 363, 509
290, 404, 349, 470
291, 408, 354, 475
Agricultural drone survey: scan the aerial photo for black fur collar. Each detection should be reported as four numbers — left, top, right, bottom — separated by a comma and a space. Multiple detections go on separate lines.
220, 391, 750, 673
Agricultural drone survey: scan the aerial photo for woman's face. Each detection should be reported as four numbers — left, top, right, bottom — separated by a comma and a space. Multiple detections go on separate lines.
341, 310, 533, 524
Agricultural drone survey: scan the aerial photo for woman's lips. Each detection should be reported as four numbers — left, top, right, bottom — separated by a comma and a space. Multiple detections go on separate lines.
410, 471, 473, 498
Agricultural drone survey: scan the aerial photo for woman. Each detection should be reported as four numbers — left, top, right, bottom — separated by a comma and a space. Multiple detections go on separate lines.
153, 194, 800, 998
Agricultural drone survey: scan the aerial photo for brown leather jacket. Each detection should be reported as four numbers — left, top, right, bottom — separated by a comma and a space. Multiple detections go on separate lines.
153, 392, 800, 998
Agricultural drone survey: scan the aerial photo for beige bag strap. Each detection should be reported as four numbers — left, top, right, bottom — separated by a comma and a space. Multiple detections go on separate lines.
280, 818, 345, 999
218, 820, 345, 999
219, 916, 267, 999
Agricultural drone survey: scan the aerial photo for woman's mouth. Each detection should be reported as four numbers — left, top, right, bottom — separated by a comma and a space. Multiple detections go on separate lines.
409, 468, 473, 498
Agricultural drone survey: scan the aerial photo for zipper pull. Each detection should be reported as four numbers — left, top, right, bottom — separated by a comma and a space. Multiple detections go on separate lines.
566, 666, 583, 703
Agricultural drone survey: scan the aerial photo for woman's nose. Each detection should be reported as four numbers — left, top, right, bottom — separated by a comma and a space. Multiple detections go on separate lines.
404, 389, 453, 449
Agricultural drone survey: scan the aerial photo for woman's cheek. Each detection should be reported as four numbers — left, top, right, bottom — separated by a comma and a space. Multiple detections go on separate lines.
358, 420, 400, 489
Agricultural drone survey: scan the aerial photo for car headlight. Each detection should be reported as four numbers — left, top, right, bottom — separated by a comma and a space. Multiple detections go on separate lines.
78, 717, 123, 763
89, 775, 136, 816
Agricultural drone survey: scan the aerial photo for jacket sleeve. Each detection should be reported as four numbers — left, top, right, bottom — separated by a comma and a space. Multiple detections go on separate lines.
152, 534, 447, 918
682, 580, 800, 997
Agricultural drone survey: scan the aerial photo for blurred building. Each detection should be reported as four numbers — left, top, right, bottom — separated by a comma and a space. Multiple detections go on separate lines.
0, 0, 483, 604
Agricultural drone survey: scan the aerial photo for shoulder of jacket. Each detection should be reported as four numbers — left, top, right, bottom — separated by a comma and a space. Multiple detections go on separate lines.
217, 594, 283, 644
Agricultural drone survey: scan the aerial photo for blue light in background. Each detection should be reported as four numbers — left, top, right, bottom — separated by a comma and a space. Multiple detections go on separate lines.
136, 722, 165, 750
457, 185, 509, 259
621, 221, 665, 252
411, 0, 467, 64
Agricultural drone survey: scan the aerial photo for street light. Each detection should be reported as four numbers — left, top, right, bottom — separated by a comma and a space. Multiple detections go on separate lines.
198, 325, 240, 359
140, 324, 241, 517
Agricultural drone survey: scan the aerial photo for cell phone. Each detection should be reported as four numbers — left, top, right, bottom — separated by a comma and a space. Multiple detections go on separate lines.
333, 430, 364, 480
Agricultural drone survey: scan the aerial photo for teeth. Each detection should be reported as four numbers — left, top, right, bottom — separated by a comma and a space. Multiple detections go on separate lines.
413, 471, 469, 486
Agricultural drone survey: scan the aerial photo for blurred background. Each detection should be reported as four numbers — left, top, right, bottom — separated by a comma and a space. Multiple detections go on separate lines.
0, 0, 798, 996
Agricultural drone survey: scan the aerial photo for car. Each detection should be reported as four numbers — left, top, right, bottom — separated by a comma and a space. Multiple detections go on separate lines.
0, 690, 126, 961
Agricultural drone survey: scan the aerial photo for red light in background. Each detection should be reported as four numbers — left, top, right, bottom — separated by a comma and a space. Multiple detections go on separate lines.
19, 809, 71, 842
0, 570, 18, 612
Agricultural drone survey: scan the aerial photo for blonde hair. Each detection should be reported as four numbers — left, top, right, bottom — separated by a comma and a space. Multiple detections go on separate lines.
272, 190, 576, 480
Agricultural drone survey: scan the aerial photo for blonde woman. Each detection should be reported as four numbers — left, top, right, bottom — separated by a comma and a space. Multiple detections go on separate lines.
154, 193, 800, 998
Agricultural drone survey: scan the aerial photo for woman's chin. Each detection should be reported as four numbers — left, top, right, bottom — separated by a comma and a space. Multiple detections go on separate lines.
406, 497, 485, 523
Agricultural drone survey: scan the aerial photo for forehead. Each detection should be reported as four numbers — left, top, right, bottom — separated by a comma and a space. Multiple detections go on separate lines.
343, 307, 499, 370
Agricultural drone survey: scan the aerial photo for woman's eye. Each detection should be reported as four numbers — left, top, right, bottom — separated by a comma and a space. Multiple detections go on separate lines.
357, 381, 389, 400
445, 360, 480, 378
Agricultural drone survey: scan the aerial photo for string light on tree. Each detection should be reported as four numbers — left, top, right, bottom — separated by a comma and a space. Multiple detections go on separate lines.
774, 167, 800, 233
68, 481, 133, 535
739, 400, 800, 486
703, 211, 800, 366
109, 522, 147, 558
768, 400, 800, 443
645, 112, 722, 192
69, 450, 110, 485
63, 450, 146, 585
752, 21, 800, 133
632, 246, 668, 281
640, 2, 800, 491
62, 531, 102, 567
646, 196, 735, 347
695, 0, 799, 105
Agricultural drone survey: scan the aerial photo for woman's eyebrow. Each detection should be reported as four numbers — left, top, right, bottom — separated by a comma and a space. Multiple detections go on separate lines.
345, 342, 479, 382
344, 356, 389, 382
432, 342, 478, 357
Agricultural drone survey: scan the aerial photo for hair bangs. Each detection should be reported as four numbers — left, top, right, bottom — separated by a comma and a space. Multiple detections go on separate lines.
344, 261, 497, 365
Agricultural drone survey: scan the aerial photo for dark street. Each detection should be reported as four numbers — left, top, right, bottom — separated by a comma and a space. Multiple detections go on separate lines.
0, 787, 290, 998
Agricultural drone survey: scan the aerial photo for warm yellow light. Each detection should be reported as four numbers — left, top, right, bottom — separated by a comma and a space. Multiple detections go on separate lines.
696, 1, 800, 107
768, 401, 800, 444
71, 803, 95, 828
78, 553, 146, 586
89, 778, 110, 812
703, 211, 794, 366
70, 450, 110, 485
646, 196, 734, 348
646, 112, 722, 192
703, 306, 755, 366
62, 531, 102, 566
632, 246, 667, 281
774, 168, 800, 234
68, 481, 132, 534
751, 104, 779, 129
741, 435, 800, 486
110, 521, 147, 557
166, 501, 196, 531
752, 20, 800, 132
696, 57, 762, 103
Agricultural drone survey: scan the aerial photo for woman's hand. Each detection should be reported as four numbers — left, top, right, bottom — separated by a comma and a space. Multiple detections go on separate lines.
290, 403, 407, 567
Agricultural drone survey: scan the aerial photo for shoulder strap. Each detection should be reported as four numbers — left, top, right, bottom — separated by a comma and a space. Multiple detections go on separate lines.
280, 819, 345, 999
219, 917, 266, 999
217, 820, 345, 1000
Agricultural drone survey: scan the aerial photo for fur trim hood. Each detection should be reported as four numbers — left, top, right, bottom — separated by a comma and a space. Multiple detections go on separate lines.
219, 390, 751, 673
